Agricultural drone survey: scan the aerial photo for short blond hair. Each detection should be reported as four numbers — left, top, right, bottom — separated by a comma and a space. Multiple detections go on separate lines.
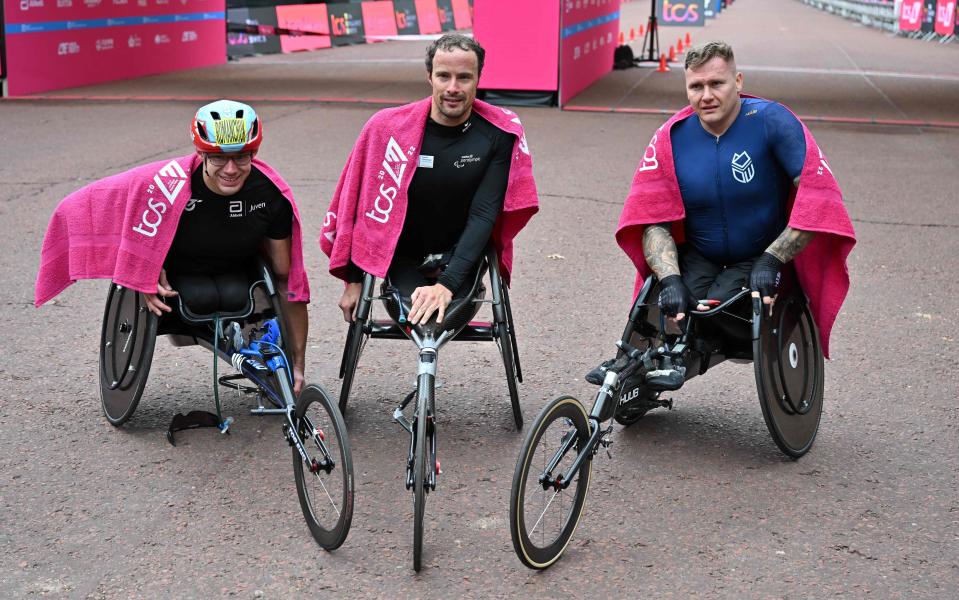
684, 41, 735, 70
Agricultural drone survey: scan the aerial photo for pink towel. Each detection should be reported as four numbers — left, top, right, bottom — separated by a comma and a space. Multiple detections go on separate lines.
319, 97, 539, 284
35, 154, 310, 306
616, 99, 856, 358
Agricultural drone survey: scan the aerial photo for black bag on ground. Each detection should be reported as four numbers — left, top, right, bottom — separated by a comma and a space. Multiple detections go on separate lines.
613, 45, 635, 70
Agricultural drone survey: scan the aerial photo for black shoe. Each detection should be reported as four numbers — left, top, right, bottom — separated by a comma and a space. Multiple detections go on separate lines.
644, 357, 686, 391
585, 359, 615, 385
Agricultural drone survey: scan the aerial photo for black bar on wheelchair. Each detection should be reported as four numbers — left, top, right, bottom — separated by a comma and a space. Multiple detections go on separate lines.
685, 288, 753, 319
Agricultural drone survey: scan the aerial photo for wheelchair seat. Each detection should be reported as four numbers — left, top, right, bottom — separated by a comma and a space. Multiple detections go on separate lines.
168, 265, 263, 325
381, 260, 489, 339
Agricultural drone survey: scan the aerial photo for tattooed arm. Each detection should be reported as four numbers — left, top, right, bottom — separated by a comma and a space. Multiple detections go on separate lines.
765, 227, 815, 263
642, 224, 681, 278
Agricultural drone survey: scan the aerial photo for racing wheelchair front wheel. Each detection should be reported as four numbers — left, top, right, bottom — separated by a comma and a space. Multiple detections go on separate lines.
293, 384, 354, 550
754, 295, 825, 459
99, 284, 158, 426
510, 395, 592, 569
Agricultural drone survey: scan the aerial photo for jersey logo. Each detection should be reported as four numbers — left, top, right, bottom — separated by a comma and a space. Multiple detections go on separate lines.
184, 198, 202, 212
454, 154, 482, 169
731, 151, 755, 184
229, 200, 244, 218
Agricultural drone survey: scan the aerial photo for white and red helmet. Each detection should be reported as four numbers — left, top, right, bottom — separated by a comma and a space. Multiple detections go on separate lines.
191, 99, 262, 154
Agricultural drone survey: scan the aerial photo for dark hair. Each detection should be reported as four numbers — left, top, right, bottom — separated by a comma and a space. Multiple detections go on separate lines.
425, 33, 485, 77
684, 40, 735, 70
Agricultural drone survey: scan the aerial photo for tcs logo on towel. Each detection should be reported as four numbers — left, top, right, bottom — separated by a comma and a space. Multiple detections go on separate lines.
132, 160, 188, 237
366, 137, 416, 224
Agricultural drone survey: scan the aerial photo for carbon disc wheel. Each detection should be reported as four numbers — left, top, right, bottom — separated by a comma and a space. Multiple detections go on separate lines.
99, 284, 158, 426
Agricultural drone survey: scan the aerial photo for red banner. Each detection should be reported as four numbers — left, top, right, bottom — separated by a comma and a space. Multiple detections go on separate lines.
935, 0, 956, 34
451, 0, 472, 28
899, 0, 924, 30
276, 4, 330, 52
362, 1, 398, 41
415, 0, 441, 33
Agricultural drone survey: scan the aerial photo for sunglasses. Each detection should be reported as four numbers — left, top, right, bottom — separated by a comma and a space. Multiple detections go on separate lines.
206, 153, 253, 167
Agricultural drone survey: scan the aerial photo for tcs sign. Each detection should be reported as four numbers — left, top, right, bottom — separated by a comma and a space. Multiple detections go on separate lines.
657, 0, 706, 27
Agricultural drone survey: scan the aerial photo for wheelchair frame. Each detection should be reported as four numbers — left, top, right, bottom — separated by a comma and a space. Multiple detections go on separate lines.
509, 272, 825, 569
97, 261, 354, 550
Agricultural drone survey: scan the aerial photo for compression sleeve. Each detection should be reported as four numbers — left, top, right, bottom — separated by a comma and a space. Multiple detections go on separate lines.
764, 103, 806, 181
345, 261, 365, 284
437, 134, 512, 292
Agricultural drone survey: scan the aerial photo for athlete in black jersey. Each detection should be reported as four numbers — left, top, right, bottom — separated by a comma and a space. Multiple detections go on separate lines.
338, 34, 511, 326
143, 100, 309, 394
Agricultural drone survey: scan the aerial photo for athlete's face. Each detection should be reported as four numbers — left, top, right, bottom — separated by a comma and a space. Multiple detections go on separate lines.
428, 48, 479, 126
201, 151, 254, 196
685, 57, 743, 136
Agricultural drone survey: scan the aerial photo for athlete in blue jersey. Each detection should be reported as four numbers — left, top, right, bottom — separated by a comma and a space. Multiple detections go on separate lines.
643, 41, 816, 325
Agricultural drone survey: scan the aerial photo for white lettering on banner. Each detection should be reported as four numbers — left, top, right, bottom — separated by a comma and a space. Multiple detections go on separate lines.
902, 2, 922, 24
937, 2, 956, 27
639, 134, 659, 172
366, 137, 409, 224
128, 34, 141, 48
322, 212, 336, 243
84, 0, 101, 7
154, 34, 170, 45
57, 42, 80, 56
20, 0, 44, 11
58, 0, 73, 7
182, 30, 198, 43
95, 38, 114, 51
817, 147, 832, 176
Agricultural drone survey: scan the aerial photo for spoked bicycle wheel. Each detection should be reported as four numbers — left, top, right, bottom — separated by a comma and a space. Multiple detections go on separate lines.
99, 284, 158, 426
510, 395, 592, 569
293, 384, 354, 550
412, 374, 434, 572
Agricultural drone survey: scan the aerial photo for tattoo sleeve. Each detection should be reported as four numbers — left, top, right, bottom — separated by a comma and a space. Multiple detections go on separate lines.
642, 224, 681, 279
765, 227, 815, 263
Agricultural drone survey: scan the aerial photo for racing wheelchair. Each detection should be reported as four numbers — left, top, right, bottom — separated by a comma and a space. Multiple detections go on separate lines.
98, 260, 354, 550
509, 268, 824, 569
337, 246, 523, 571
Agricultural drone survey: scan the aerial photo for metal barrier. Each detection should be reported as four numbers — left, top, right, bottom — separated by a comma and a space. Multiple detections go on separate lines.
801, 0, 957, 43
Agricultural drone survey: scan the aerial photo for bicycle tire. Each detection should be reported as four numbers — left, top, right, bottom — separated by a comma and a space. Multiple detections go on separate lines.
412, 374, 432, 572
293, 384, 354, 550
496, 322, 523, 430
510, 395, 592, 570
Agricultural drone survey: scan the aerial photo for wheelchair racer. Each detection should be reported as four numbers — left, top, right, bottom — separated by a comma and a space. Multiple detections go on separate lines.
600, 41, 855, 391
35, 100, 311, 395
321, 33, 538, 324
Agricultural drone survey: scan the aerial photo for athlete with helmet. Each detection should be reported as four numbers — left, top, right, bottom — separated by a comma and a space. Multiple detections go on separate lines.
144, 99, 309, 394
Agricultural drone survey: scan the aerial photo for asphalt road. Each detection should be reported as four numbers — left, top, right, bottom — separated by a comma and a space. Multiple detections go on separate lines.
2, 0, 957, 597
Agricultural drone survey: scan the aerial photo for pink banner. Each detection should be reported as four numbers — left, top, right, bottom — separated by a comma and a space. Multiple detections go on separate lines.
473, 0, 559, 91
5, 20, 225, 96
4, 0, 225, 96
899, 0, 923, 31
277, 4, 330, 52
451, 0, 471, 29
935, 0, 956, 34
415, 0, 441, 33
560, 0, 620, 105
362, 1, 399, 41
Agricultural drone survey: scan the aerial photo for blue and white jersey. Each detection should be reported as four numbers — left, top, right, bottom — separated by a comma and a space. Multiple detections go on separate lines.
671, 97, 806, 264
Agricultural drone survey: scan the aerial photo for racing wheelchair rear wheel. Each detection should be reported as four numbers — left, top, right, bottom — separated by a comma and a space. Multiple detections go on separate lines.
754, 295, 824, 458
99, 284, 158, 426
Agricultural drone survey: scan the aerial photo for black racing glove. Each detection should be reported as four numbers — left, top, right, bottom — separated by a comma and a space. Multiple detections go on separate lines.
657, 275, 696, 318
749, 252, 784, 298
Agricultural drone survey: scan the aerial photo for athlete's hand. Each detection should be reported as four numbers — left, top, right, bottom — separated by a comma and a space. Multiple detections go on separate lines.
292, 365, 305, 397
338, 282, 363, 322
143, 270, 177, 316
658, 275, 699, 321
409, 283, 453, 325
749, 252, 784, 307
